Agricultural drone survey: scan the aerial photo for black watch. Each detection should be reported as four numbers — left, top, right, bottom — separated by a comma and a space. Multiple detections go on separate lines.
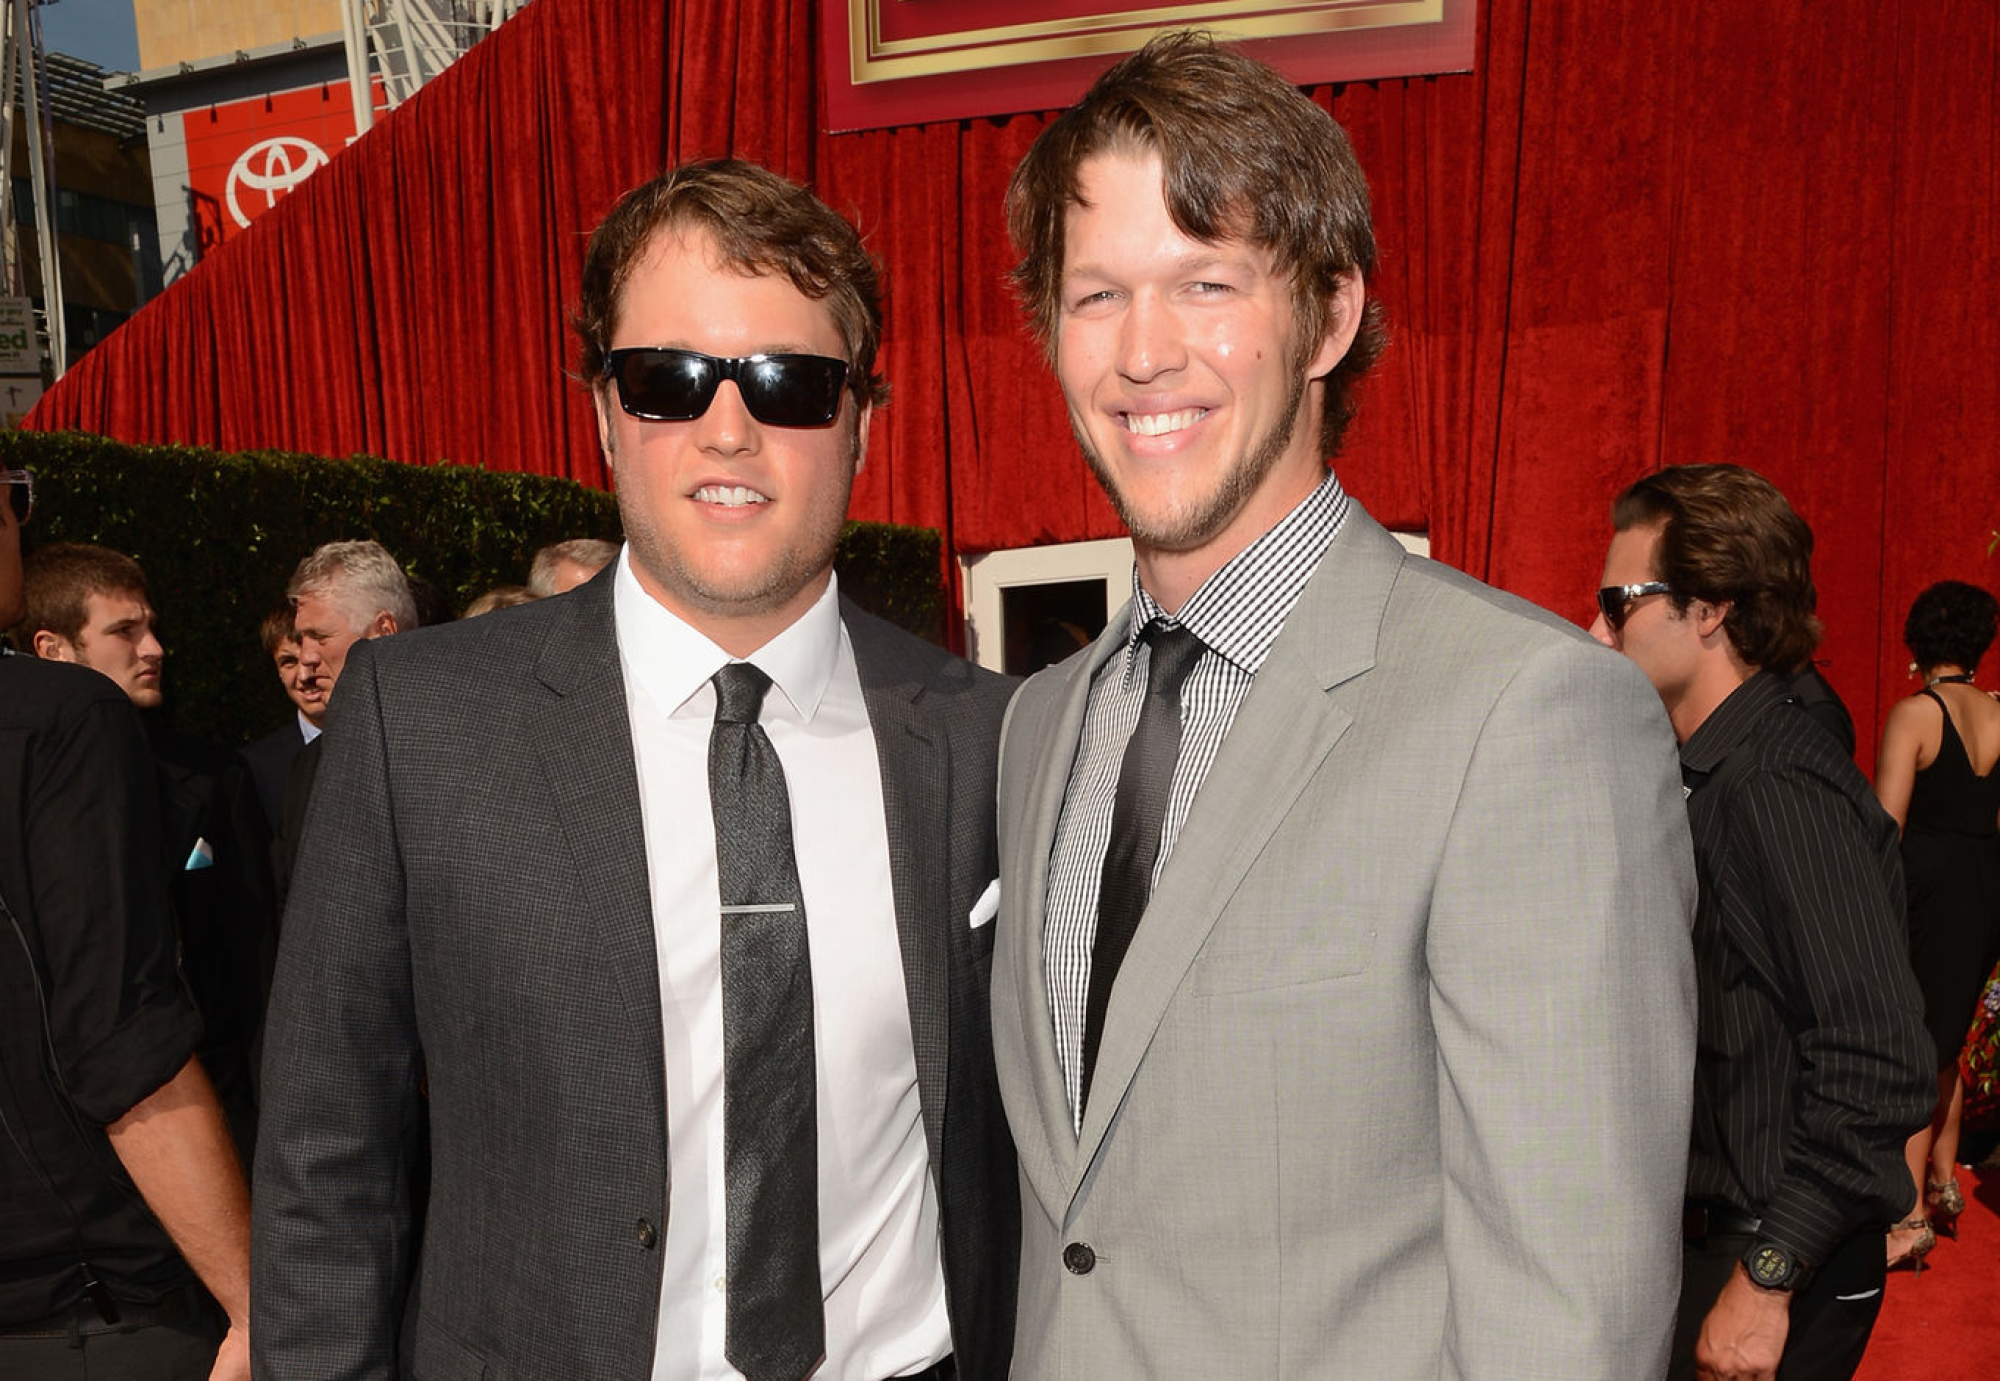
1742, 1239, 1810, 1293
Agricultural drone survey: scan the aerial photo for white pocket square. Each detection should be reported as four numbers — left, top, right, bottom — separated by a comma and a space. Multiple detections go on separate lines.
969, 879, 1000, 930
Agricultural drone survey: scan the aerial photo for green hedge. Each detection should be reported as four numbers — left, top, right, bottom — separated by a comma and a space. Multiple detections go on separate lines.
2, 431, 945, 747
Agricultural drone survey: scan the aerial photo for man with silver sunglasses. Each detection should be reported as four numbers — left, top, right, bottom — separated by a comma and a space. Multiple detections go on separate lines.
1591, 464, 1930, 1381
253, 163, 1017, 1381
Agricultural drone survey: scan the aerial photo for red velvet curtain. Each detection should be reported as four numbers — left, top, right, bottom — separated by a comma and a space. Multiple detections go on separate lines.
27, 0, 2000, 762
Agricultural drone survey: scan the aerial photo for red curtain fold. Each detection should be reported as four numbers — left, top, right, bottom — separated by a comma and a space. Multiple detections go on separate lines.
25, 0, 2000, 763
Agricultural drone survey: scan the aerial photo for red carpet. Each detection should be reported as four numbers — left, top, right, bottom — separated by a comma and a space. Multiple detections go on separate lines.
1854, 1163, 2000, 1381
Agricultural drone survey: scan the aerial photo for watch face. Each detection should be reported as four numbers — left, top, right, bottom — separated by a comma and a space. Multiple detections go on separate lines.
1747, 1243, 1793, 1287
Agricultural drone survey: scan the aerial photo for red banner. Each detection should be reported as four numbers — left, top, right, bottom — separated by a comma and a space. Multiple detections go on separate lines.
182, 83, 372, 256
821, 0, 1474, 132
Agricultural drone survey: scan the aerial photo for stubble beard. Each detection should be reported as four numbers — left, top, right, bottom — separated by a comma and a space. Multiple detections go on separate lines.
1075, 367, 1309, 554
610, 420, 860, 624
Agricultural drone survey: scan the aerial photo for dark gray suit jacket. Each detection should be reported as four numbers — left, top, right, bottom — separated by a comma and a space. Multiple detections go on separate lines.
252, 570, 1018, 1380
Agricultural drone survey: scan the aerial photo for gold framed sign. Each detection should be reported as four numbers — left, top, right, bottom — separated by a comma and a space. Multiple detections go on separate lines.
821, 1, 1474, 132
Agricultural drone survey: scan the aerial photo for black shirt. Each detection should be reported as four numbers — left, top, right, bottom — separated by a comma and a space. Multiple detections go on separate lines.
0, 655, 204, 1322
1680, 671, 1933, 1264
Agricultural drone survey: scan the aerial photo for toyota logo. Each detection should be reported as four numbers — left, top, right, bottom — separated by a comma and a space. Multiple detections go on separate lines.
225, 136, 331, 228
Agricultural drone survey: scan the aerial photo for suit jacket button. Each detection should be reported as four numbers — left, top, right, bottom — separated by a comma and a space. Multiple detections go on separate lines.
637, 1218, 658, 1250
1062, 1242, 1095, 1274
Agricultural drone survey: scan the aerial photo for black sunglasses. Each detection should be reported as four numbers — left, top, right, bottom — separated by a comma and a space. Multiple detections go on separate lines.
2, 468, 31, 526
1596, 581, 1673, 631
602, 348, 850, 428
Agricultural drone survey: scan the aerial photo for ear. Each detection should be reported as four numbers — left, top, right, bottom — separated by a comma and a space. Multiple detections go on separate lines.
1304, 268, 1366, 379
592, 384, 618, 468
852, 400, 872, 475
370, 611, 400, 639
1692, 599, 1732, 640
31, 629, 74, 662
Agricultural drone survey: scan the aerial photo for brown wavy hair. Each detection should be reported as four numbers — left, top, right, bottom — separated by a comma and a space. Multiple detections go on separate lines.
574, 159, 888, 409
1005, 30, 1387, 459
1612, 465, 1822, 674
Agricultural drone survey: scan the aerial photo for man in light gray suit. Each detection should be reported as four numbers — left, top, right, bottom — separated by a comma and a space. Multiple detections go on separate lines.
253, 161, 1016, 1380
992, 33, 1699, 1378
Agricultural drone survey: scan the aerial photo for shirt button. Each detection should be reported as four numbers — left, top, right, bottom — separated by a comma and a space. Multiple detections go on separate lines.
713, 1275, 727, 1292
636, 1218, 657, 1250
1062, 1242, 1096, 1274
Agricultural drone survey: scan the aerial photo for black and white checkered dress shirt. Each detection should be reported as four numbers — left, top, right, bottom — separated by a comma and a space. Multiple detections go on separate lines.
1043, 472, 1351, 1131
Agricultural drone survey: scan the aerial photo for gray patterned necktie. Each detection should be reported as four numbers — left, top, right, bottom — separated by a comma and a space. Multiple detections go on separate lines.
709, 662, 824, 1381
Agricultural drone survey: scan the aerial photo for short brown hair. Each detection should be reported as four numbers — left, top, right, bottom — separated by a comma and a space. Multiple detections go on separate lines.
17, 542, 147, 645
1006, 29, 1387, 459
258, 603, 297, 657
1611, 465, 1821, 674
574, 159, 888, 409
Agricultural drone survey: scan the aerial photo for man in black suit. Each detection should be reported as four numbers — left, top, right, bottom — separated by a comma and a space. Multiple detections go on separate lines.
18, 542, 276, 1163
253, 160, 1018, 1380
267, 539, 416, 902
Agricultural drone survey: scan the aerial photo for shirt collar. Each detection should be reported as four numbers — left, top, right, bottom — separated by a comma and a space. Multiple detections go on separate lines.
612, 547, 843, 721
297, 710, 322, 743
1679, 669, 1789, 777
1121, 469, 1349, 685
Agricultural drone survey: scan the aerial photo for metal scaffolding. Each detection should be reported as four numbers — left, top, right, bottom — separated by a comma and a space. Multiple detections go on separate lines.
2, 0, 62, 376
340, 0, 527, 135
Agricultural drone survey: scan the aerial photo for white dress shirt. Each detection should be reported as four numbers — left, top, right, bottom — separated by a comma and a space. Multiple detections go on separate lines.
297, 710, 321, 744
612, 554, 949, 1381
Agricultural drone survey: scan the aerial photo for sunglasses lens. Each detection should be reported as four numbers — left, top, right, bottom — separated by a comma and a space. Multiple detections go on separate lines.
739, 355, 848, 428
611, 350, 718, 421
607, 350, 848, 427
1596, 588, 1626, 630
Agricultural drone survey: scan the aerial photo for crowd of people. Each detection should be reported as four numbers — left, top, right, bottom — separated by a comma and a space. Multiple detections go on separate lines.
2, 29, 1996, 1381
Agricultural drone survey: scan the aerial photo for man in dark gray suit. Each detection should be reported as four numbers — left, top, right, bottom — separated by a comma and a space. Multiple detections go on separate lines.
252, 161, 1017, 1380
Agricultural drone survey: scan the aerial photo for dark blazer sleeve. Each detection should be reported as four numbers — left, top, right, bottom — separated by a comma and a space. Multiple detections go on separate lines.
844, 606, 1020, 1381
252, 641, 422, 1380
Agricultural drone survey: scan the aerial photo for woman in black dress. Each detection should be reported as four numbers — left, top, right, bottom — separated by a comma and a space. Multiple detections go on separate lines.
1873, 580, 2000, 1269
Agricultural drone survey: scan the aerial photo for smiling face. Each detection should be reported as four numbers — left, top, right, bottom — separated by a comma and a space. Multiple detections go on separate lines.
1055, 146, 1359, 605
44, 587, 165, 708
272, 635, 328, 724
592, 226, 866, 655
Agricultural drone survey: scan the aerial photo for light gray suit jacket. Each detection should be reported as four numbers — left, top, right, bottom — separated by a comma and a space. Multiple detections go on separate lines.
993, 508, 1698, 1379
251, 572, 1018, 1380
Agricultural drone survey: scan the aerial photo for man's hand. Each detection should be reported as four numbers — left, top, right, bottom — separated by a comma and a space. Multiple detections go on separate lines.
1695, 1263, 1791, 1381
209, 1320, 250, 1381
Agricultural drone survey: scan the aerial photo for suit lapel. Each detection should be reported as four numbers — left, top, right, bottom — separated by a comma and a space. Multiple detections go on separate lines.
1069, 512, 1407, 1195
846, 606, 951, 1171
529, 577, 664, 1070
1009, 615, 1129, 1204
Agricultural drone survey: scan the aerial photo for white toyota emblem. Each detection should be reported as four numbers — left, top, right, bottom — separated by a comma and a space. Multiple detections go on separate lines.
225, 136, 331, 228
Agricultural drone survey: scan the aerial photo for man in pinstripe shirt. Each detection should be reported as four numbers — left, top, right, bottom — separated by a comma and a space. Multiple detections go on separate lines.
1592, 464, 1932, 1381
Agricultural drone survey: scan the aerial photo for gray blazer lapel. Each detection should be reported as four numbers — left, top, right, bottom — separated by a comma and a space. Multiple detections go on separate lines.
529, 576, 664, 1077
845, 607, 952, 1171
1071, 513, 1407, 1187
1008, 611, 1130, 1202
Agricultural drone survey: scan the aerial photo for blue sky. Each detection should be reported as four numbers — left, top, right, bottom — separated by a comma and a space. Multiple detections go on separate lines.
37, 0, 141, 73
